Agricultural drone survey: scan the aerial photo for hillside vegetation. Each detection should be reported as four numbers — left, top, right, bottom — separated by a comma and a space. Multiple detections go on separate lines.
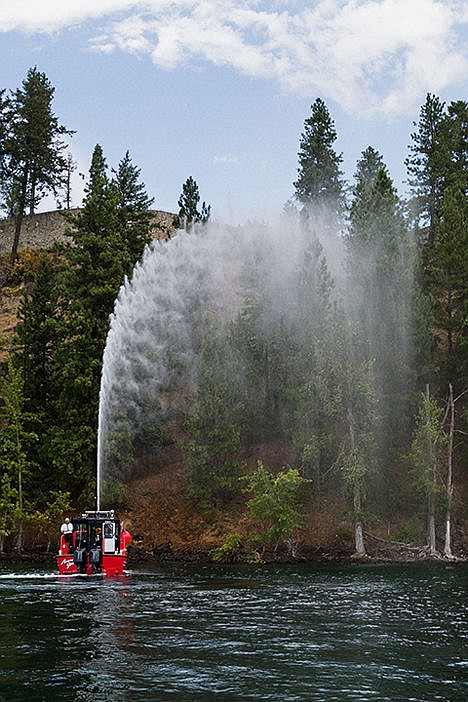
0, 71, 466, 562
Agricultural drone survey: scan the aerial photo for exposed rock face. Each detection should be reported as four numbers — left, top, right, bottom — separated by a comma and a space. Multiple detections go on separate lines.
0, 209, 176, 253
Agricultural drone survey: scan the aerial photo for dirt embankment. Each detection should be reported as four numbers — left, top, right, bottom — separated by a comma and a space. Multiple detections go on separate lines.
118, 450, 467, 566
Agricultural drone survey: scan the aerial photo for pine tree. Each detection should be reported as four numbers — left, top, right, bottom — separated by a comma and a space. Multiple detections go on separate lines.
16, 256, 58, 412
14, 256, 60, 501
346, 151, 416, 512
185, 330, 243, 510
0, 362, 38, 550
49, 145, 154, 500
333, 325, 376, 557
425, 100, 468, 389
0, 67, 73, 262
430, 183, 467, 385
406, 93, 447, 245
349, 147, 386, 232
294, 98, 345, 230
176, 175, 211, 230
292, 233, 337, 490
114, 150, 154, 212
409, 385, 447, 555
113, 150, 155, 263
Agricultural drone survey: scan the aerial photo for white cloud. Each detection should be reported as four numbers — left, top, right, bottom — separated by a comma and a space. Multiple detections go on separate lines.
213, 154, 239, 164
1, 0, 466, 117
0, 0, 136, 33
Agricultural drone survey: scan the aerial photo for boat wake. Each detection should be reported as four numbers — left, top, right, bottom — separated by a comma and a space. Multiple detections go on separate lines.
0, 572, 57, 580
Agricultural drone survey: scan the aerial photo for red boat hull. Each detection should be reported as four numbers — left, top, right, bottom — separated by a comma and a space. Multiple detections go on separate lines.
57, 512, 131, 576
57, 552, 127, 576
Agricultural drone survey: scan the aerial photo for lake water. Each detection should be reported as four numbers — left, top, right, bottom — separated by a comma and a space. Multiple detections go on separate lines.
0, 562, 466, 701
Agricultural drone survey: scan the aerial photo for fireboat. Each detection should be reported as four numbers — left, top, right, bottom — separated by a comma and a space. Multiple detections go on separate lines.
57, 510, 131, 576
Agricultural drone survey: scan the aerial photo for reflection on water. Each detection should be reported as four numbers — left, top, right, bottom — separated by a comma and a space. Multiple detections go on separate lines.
0, 563, 466, 701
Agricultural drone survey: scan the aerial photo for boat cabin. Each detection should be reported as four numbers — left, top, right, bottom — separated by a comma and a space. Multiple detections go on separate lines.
57, 509, 130, 576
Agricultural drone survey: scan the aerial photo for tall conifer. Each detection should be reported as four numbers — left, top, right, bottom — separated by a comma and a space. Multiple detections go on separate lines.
0, 67, 72, 262
294, 98, 345, 230
406, 93, 446, 245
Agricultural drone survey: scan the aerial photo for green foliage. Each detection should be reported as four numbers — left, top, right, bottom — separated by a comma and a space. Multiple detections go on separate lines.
186, 330, 244, 509
16, 256, 58, 411
346, 149, 417, 500
0, 361, 38, 548
409, 390, 447, 496
6, 144, 156, 506
0, 79, 465, 554
406, 93, 447, 244
243, 461, 310, 553
0, 473, 17, 549
176, 175, 211, 230
31, 490, 71, 550
406, 95, 467, 389
294, 97, 345, 229
212, 533, 244, 562
52, 145, 155, 493
0, 67, 73, 260
423, 101, 468, 389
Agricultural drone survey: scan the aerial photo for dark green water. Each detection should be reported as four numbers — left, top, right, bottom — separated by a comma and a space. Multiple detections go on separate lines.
0, 562, 466, 701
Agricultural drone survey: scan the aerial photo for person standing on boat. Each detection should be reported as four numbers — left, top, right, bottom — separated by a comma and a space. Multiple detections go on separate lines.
60, 517, 73, 548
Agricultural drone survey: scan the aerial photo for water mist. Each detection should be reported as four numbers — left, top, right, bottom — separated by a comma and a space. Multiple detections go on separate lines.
96, 212, 415, 520
96, 217, 319, 506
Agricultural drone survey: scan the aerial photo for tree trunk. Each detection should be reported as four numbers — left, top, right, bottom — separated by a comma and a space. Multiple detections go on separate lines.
11, 209, 24, 265
354, 482, 365, 556
11, 168, 28, 264
347, 406, 366, 556
446, 283, 453, 355
16, 461, 24, 552
425, 384, 438, 556
427, 491, 437, 556
444, 383, 454, 558
16, 522, 23, 552
29, 174, 36, 214
15, 421, 24, 551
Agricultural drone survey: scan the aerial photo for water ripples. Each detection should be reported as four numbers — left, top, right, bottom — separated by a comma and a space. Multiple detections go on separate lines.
0, 563, 466, 701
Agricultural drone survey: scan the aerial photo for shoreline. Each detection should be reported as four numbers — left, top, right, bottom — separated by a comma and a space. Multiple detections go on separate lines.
0, 541, 466, 567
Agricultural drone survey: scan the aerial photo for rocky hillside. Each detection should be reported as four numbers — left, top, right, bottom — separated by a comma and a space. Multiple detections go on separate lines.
0, 208, 176, 254
0, 209, 177, 362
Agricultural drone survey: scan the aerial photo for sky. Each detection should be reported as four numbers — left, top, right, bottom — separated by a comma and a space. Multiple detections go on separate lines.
0, 0, 466, 224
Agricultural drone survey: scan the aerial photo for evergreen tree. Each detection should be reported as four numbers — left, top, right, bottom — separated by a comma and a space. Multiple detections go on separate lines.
16, 256, 58, 412
349, 147, 385, 228
0, 67, 73, 262
14, 256, 60, 501
114, 151, 154, 211
424, 100, 468, 389
406, 93, 446, 245
48, 145, 154, 500
409, 385, 447, 555
185, 330, 243, 511
430, 183, 467, 385
0, 362, 38, 550
346, 151, 416, 512
176, 175, 211, 230
294, 98, 345, 230
333, 325, 376, 556
292, 233, 337, 490
113, 150, 155, 266
443, 100, 468, 192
